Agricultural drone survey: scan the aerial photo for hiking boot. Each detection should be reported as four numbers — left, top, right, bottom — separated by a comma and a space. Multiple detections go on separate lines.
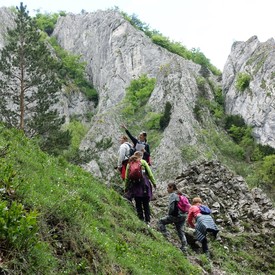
180, 246, 188, 255
205, 251, 210, 259
215, 233, 222, 242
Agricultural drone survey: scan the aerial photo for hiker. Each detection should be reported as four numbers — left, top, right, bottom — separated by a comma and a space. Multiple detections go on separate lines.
125, 151, 156, 226
121, 124, 151, 165
158, 183, 189, 254
187, 197, 219, 257
117, 135, 132, 180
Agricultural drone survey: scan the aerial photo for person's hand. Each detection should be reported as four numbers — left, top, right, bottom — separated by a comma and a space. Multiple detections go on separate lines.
121, 124, 127, 130
153, 184, 157, 190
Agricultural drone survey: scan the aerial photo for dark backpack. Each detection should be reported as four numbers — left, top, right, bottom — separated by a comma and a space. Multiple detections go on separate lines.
126, 143, 135, 158
177, 195, 191, 213
128, 160, 143, 183
199, 205, 211, 215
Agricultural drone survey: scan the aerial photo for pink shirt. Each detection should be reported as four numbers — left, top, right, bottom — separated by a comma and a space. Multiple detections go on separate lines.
187, 204, 201, 228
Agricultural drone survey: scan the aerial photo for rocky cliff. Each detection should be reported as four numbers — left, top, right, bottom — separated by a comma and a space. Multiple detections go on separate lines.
223, 36, 275, 148
0, 7, 15, 49
52, 10, 218, 181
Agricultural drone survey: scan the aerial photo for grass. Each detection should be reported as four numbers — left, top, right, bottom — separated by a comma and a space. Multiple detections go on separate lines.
0, 124, 200, 274
210, 233, 275, 275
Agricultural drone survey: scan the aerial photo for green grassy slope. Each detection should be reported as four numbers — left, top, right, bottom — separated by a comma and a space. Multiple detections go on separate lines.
0, 124, 200, 274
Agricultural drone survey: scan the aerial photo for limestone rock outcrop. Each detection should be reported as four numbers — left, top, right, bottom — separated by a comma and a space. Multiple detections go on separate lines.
52, 10, 217, 181
223, 36, 275, 148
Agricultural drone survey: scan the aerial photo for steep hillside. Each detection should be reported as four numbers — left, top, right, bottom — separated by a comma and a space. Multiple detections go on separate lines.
1, 125, 274, 275
0, 124, 200, 274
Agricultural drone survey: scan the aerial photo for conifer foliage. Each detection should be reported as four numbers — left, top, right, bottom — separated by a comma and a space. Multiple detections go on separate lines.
0, 3, 71, 155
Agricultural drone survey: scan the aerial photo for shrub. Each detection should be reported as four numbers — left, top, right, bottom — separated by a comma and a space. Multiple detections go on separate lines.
196, 76, 207, 94
35, 11, 66, 35
235, 73, 251, 92
0, 200, 38, 251
123, 74, 156, 115
121, 11, 221, 76
259, 155, 275, 185
159, 102, 172, 130
145, 112, 162, 130
48, 37, 98, 105
224, 115, 246, 130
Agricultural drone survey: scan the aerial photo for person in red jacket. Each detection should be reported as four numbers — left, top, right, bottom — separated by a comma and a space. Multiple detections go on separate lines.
187, 197, 219, 257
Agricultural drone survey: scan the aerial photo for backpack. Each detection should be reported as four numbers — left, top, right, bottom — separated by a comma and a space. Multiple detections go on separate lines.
128, 160, 143, 183
126, 143, 135, 158
177, 195, 191, 213
199, 205, 211, 215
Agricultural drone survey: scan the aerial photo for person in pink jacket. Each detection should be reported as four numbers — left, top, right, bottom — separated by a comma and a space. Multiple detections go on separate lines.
187, 197, 219, 257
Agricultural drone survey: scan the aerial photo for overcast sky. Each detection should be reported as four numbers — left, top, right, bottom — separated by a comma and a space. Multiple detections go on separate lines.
1, 0, 274, 70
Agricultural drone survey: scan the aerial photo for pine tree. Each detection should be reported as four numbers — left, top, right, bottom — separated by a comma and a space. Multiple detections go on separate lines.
0, 2, 71, 154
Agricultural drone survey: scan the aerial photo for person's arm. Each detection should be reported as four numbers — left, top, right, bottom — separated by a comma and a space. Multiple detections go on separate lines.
121, 124, 139, 147
117, 144, 126, 168
144, 143, 150, 155
125, 129, 138, 147
124, 163, 130, 190
143, 144, 150, 163
142, 160, 156, 187
187, 206, 196, 228
168, 193, 178, 216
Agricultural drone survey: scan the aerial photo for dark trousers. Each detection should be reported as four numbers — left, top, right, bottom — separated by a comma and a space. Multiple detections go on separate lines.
201, 228, 218, 253
134, 196, 150, 222
202, 238, 208, 253
158, 215, 187, 248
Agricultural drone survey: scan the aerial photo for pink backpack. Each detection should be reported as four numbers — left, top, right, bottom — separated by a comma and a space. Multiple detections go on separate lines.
177, 195, 191, 213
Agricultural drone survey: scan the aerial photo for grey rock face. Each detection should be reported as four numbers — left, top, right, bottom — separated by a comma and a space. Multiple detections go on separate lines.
0, 7, 15, 49
223, 36, 275, 148
1, 7, 274, 182
52, 10, 215, 180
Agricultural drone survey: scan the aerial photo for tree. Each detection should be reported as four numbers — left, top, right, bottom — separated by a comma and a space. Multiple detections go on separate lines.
0, 3, 70, 155
160, 102, 172, 130
259, 154, 275, 186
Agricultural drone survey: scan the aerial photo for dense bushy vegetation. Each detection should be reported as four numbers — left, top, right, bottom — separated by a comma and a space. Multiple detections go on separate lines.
34, 11, 98, 105
235, 72, 251, 92
35, 11, 66, 35
48, 37, 98, 105
159, 102, 172, 131
122, 74, 164, 148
